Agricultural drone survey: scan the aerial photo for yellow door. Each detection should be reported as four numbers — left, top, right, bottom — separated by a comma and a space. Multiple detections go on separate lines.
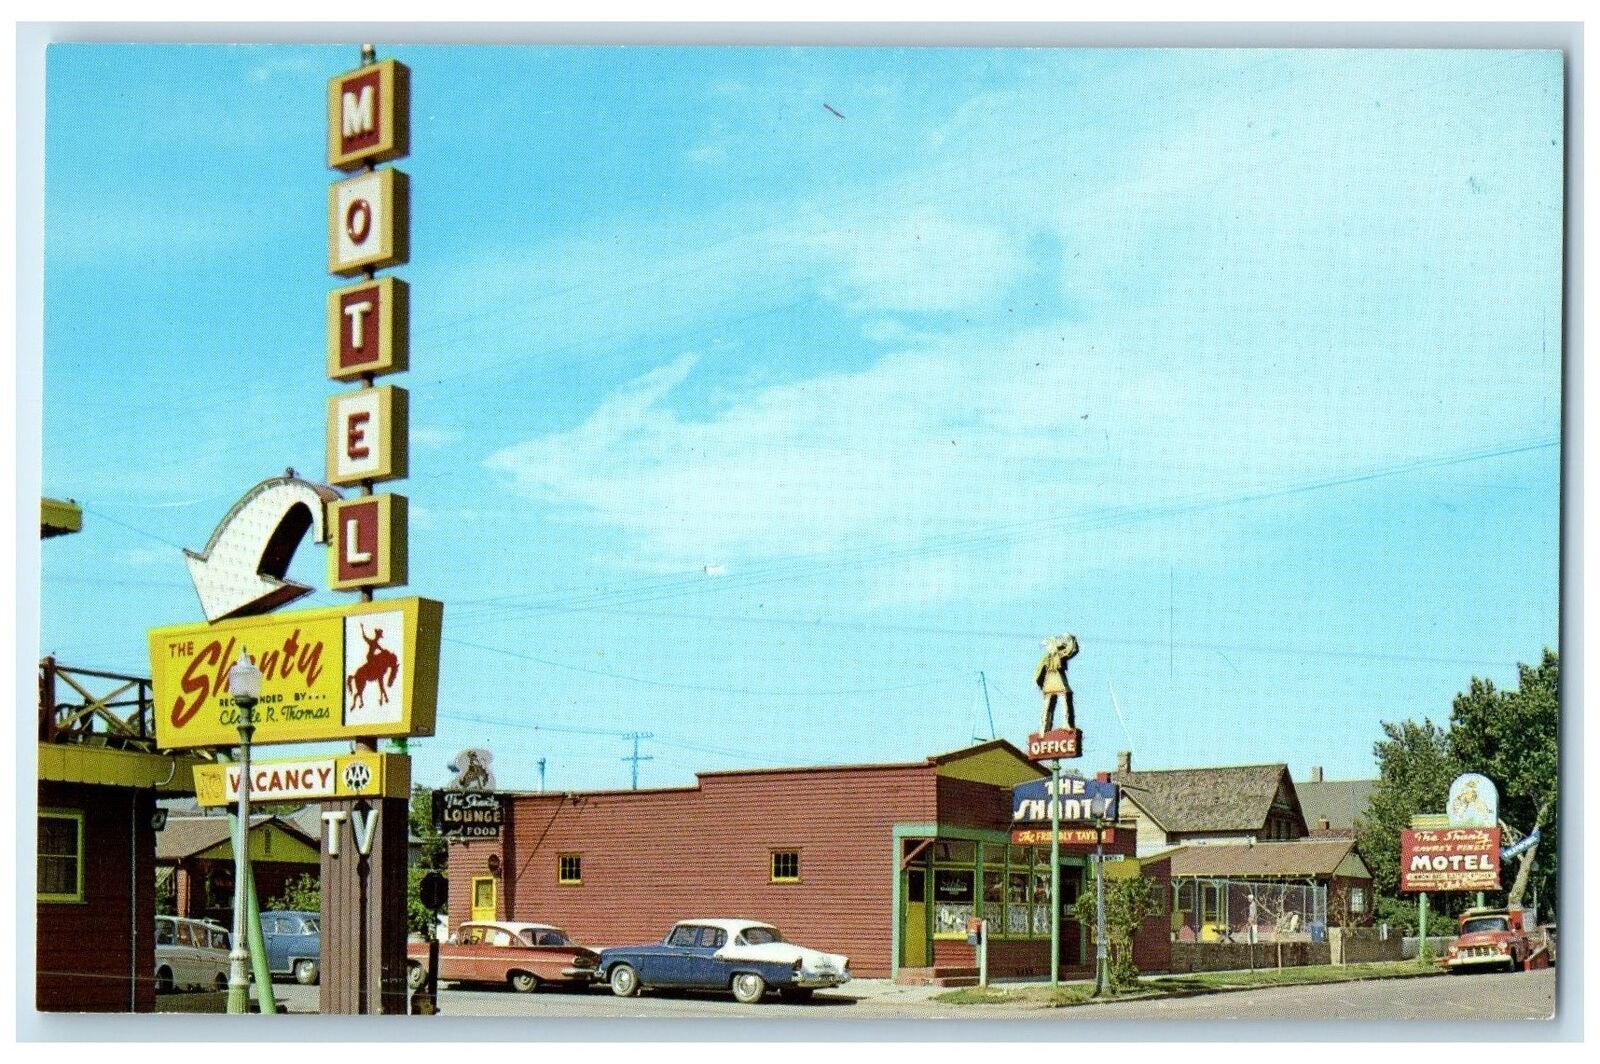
904, 869, 929, 967
471, 876, 497, 922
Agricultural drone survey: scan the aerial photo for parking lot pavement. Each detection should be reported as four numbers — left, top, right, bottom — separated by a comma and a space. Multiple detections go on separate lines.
272, 978, 954, 1017
270, 968, 1556, 1021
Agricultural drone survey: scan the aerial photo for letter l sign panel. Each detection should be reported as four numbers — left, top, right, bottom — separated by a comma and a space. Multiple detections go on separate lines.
328, 494, 409, 591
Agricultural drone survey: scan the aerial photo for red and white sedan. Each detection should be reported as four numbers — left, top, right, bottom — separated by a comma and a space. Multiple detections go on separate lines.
407, 920, 599, 993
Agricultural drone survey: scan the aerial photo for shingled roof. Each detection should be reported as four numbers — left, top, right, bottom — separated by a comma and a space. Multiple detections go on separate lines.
156, 814, 316, 862
1112, 763, 1304, 835
1161, 838, 1371, 880
1297, 777, 1376, 833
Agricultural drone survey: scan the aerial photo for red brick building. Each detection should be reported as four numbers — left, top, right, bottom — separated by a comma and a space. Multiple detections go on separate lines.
446, 740, 1172, 983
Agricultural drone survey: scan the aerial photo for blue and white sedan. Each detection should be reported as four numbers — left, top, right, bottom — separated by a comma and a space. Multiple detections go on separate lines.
597, 919, 850, 1003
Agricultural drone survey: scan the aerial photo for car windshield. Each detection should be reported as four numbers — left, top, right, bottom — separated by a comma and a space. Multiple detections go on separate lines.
303, 918, 319, 934
1461, 917, 1510, 935
740, 927, 784, 945
520, 929, 568, 947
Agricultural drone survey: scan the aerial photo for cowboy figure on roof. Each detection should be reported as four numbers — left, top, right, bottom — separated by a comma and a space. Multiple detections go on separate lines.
1035, 633, 1080, 734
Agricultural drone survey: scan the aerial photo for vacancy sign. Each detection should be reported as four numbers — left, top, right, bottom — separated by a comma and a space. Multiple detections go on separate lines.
329, 494, 408, 591
193, 750, 404, 807
328, 276, 409, 380
328, 59, 410, 171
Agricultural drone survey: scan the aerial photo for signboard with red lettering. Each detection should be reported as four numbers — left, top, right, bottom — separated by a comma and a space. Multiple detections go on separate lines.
148, 596, 442, 749
329, 168, 409, 276
328, 59, 410, 171
328, 276, 409, 381
1400, 827, 1502, 892
1026, 727, 1082, 761
329, 494, 408, 590
327, 385, 408, 485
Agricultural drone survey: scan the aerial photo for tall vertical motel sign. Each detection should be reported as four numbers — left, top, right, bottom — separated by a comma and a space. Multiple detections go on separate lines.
324, 51, 414, 1017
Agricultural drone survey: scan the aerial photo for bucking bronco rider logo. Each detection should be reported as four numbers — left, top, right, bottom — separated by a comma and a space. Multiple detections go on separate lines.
348, 623, 399, 710
343, 609, 405, 727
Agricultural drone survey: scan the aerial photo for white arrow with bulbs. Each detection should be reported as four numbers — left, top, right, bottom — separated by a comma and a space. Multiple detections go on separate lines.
184, 473, 342, 622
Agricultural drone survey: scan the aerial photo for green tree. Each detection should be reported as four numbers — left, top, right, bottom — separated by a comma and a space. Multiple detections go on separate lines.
269, 872, 321, 913
407, 784, 448, 937
1355, 717, 1461, 902
1447, 649, 1558, 915
1071, 872, 1160, 992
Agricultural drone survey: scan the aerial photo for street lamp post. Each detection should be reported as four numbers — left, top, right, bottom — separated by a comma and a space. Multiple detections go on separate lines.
1092, 816, 1109, 997
226, 649, 262, 1015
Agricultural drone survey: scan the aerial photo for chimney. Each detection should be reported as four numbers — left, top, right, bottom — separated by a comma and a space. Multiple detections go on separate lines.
1116, 751, 1132, 774
1317, 818, 1331, 833
1310, 766, 1324, 783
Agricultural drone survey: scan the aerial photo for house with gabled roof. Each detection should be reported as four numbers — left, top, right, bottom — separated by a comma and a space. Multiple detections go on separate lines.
1110, 753, 1310, 857
1295, 765, 1377, 838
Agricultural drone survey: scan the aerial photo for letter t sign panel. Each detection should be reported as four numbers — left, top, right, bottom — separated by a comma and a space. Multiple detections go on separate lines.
329, 494, 409, 590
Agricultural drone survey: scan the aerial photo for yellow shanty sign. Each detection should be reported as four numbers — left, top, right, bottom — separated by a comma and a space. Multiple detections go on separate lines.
149, 597, 442, 750
193, 751, 406, 807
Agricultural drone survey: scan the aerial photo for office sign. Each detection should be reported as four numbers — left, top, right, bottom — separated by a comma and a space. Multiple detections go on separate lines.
1400, 827, 1501, 892
149, 596, 442, 749
328, 58, 410, 171
193, 751, 403, 807
1026, 727, 1081, 761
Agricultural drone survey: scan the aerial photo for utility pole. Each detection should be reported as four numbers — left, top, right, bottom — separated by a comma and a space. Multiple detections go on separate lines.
979, 672, 995, 740
622, 732, 654, 790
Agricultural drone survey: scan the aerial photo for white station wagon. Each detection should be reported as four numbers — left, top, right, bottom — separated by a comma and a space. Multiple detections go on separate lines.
155, 915, 232, 993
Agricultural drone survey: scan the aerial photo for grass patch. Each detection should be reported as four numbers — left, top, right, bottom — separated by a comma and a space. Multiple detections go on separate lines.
932, 960, 1439, 1007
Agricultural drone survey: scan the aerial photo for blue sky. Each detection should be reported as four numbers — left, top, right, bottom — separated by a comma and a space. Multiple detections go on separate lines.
38, 45, 1563, 793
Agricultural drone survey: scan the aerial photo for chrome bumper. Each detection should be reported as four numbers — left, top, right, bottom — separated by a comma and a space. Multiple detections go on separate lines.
793, 971, 851, 989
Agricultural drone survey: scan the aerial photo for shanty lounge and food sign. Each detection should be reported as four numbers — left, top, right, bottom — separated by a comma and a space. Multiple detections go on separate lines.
1400, 827, 1501, 892
149, 596, 442, 749
193, 751, 403, 807
433, 790, 504, 839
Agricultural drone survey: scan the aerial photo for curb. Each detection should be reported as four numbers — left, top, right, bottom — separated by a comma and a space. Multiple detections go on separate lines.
938, 966, 1447, 1011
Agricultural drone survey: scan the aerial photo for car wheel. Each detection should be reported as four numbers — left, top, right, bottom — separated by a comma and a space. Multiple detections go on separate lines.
155, 967, 174, 995
509, 971, 539, 994
293, 959, 320, 986
780, 988, 815, 1003
609, 964, 640, 998
407, 962, 428, 990
731, 972, 767, 1004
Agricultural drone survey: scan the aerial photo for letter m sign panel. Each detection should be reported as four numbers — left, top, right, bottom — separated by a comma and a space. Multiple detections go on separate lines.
328, 59, 410, 170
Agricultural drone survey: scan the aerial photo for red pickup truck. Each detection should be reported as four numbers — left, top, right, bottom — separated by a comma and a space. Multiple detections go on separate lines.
1440, 908, 1554, 973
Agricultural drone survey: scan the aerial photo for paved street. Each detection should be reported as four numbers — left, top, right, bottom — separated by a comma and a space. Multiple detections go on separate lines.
270, 968, 1556, 1021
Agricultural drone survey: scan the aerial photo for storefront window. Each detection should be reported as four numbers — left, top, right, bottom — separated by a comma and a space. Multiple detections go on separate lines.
932, 840, 975, 864
37, 810, 83, 903
932, 868, 975, 937
982, 870, 1004, 906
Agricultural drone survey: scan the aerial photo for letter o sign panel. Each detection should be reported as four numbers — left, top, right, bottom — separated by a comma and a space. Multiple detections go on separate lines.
328, 169, 410, 276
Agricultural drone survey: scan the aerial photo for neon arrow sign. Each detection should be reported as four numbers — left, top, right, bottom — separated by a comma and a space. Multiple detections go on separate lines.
184, 474, 341, 622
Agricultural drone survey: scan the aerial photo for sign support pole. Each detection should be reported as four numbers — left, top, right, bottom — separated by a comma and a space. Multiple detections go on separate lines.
1092, 819, 1108, 996
1049, 760, 1061, 988
1419, 892, 1429, 959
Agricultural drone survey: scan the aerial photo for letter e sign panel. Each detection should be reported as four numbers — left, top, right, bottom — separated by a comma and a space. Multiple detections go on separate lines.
327, 277, 409, 381
329, 494, 409, 590
329, 168, 410, 276
328, 59, 410, 171
327, 385, 409, 486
